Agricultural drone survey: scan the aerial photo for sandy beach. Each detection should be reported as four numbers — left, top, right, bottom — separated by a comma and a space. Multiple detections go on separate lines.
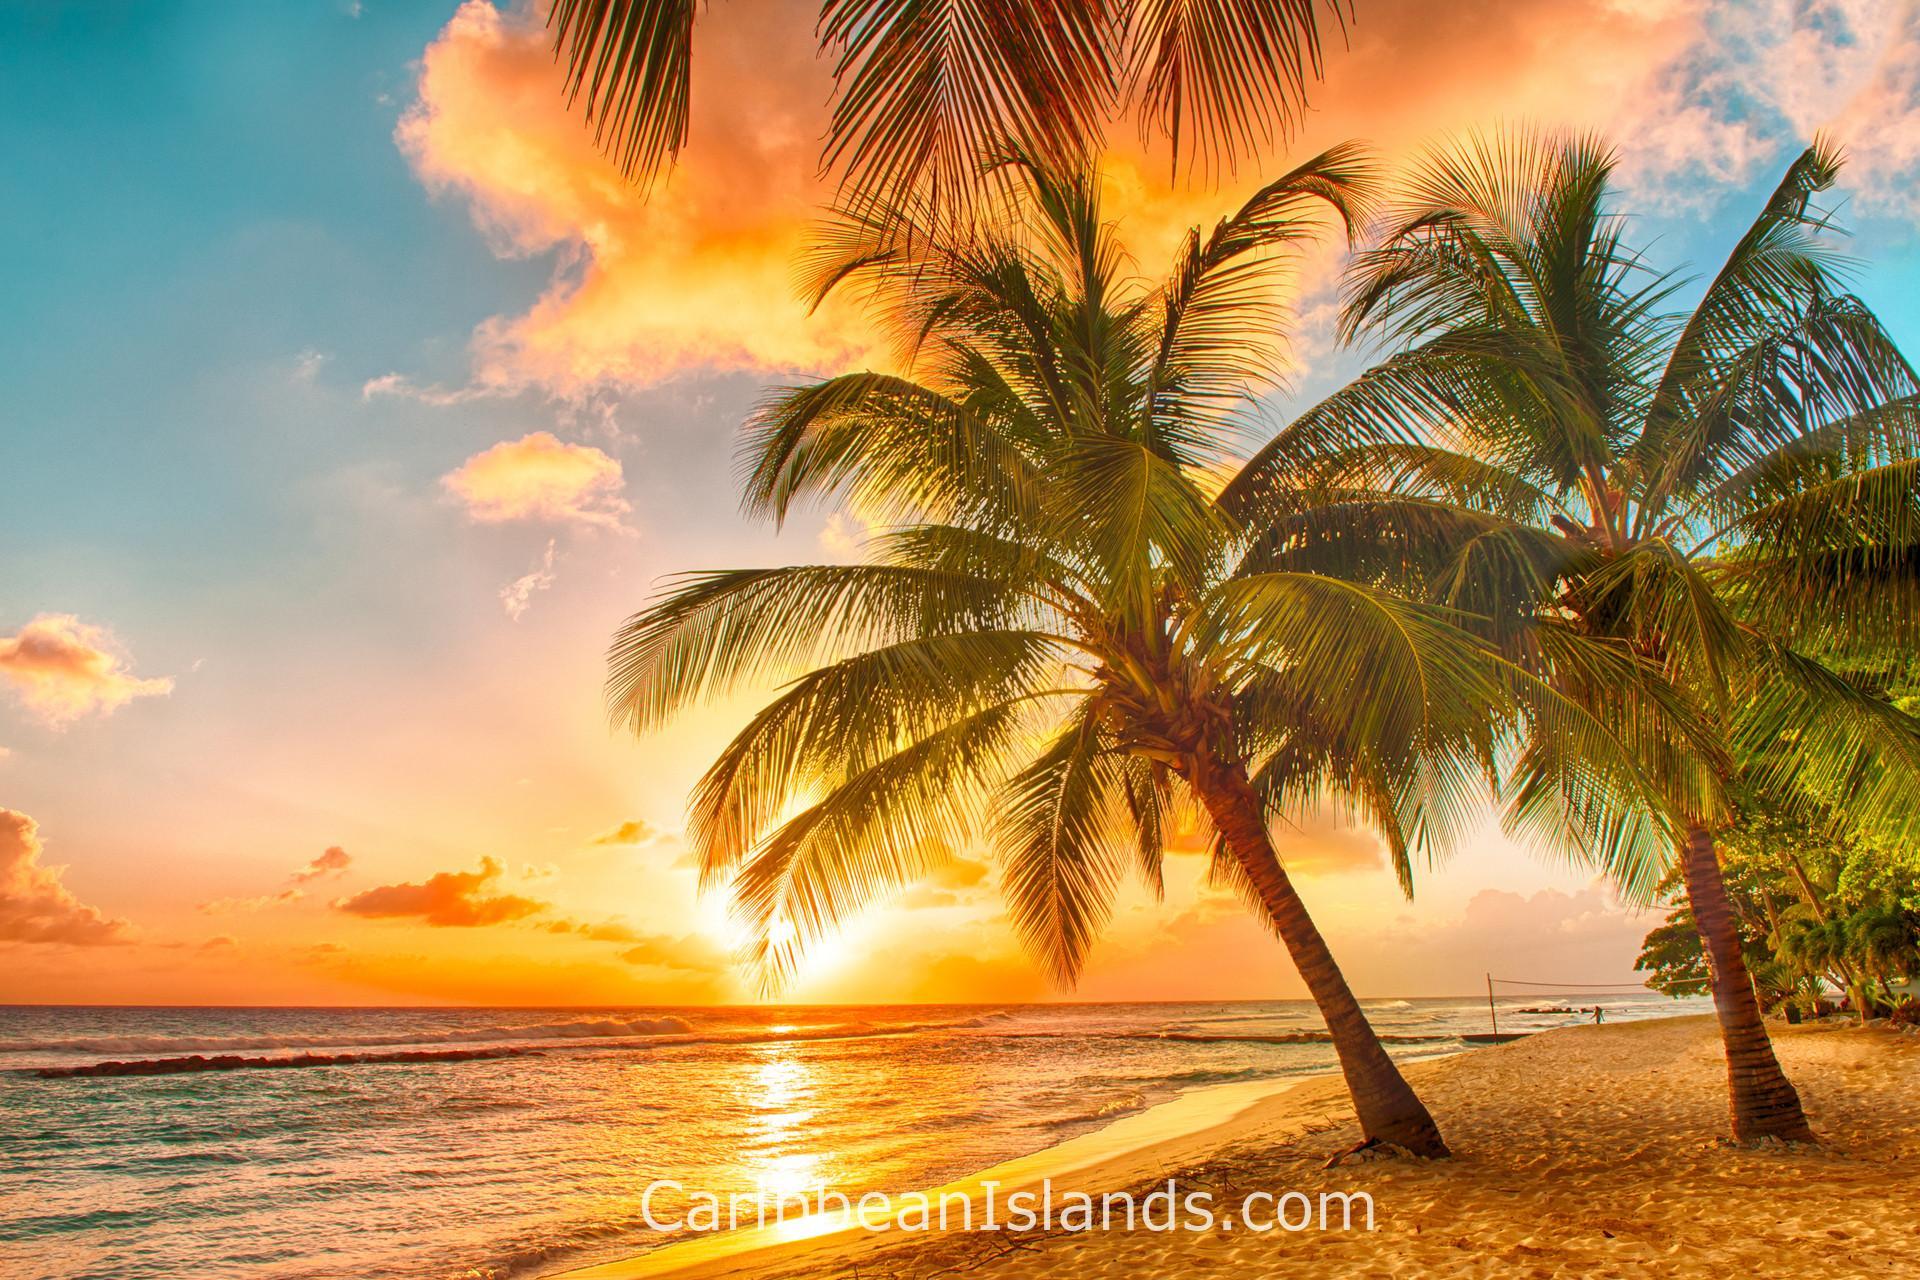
555, 1016, 1920, 1279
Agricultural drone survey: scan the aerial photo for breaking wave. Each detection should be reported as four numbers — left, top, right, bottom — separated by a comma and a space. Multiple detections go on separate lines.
11, 1015, 697, 1058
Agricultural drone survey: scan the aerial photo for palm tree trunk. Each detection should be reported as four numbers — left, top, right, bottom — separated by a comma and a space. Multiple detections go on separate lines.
1190, 757, 1449, 1157
1679, 823, 1815, 1143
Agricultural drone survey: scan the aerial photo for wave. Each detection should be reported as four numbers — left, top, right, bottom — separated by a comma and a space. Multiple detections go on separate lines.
1113, 1066, 1271, 1088
29, 1045, 534, 1079
1163, 1009, 1314, 1028
1141, 1031, 1453, 1045
9, 1015, 697, 1058
633, 1012, 1008, 1052
13, 1011, 1025, 1077
1044, 1090, 1147, 1129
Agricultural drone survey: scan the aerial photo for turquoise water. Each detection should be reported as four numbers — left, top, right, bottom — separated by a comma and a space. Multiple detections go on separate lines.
0, 996, 1702, 1278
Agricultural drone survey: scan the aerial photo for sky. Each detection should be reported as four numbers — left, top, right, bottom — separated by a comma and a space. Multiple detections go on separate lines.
3, 0, 1919, 1007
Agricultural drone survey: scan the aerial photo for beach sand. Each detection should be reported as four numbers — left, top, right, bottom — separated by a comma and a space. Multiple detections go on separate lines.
553, 1016, 1920, 1279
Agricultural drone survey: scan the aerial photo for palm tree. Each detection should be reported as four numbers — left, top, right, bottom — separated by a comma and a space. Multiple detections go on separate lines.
547, 0, 1349, 201
1229, 131, 1920, 1141
606, 146, 1666, 1157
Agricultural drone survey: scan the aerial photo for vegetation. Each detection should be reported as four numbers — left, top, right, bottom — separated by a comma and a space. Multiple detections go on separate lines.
1638, 779, 1920, 1023
546, 0, 1348, 201
1224, 132, 1920, 1142
606, 147, 1671, 1157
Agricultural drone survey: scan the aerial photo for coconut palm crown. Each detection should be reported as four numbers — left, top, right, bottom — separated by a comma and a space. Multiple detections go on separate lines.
1226, 132, 1920, 1141
608, 145, 1677, 1157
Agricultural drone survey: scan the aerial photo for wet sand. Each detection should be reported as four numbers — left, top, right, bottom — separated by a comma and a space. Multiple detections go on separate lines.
550, 1015, 1920, 1278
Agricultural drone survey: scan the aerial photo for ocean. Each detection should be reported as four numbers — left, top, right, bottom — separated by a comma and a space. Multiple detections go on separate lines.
0, 996, 1704, 1279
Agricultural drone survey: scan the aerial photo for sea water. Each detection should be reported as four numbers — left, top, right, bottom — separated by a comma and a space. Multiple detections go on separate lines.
0, 996, 1703, 1278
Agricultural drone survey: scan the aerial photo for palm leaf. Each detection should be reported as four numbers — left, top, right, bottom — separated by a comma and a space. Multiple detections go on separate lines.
549, 0, 699, 188
994, 705, 1137, 983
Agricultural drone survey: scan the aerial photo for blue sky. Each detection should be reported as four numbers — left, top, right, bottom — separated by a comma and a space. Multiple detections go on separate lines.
2, 0, 1917, 1004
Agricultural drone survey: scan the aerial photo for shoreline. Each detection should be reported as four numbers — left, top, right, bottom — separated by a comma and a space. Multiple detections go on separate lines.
546, 1049, 1453, 1279
547, 1016, 1920, 1279
547, 1072, 1332, 1279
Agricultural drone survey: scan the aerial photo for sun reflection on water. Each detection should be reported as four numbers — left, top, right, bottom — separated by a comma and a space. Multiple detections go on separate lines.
744, 1045, 824, 1203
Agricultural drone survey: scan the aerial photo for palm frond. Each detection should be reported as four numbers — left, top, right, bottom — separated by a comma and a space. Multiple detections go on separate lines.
740, 373, 1047, 531
689, 630, 1072, 885
549, 0, 698, 188
1147, 142, 1375, 447
1714, 456, 1920, 648
1642, 141, 1848, 446
817, 0, 1116, 209
1123, 0, 1345, 180
993, 705, 1137, 984
1736, 642, 1920, 846
606, 564, 1019, 732
733, 697, 1035, 987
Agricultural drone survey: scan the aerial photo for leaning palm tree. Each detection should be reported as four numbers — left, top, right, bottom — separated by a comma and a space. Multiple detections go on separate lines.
548, 0, 1348, 202
607, 146, 1668, 1157
1228, 131, 1920, 1141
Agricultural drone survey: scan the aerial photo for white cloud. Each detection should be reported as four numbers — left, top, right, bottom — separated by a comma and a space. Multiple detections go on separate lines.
500, 538, 558, 620
442, 431, 631, 531
0, 614, 173, 728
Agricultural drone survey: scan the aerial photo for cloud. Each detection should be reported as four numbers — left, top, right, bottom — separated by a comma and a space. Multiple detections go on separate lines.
199, 888, 303, 916
394, 0, 886, 395
1708, 0, 1920, 219
0, 614, 173, 728
900, 855, 992, 909
334, 856, 548, 927
500, 538, 557, 620
292, 348, 330, 384
393, 0, 1920, 415
200, 846, 353, 914
1275, 814, 1387, 878
1370, 884, 1656, 993
291, 846, 353, 885
0, 808, 130, 945
590, 819, 665, 848
545, 917, 644, 942
619, 932, 732, 974
442, 431, 631, 531
361, 371, 496, 406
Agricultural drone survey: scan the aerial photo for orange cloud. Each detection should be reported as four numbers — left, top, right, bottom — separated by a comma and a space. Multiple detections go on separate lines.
396, 0, 885, 395
589, 818, 665, 847
0, 808, 129, 945
395, 0, 1903, 406
199, 888, 303, 915
1274, 813, 1388, 878
199, 845, 354, 914
899, 855, 992, 909
545, 917, 643, 942
291, 845, 353, 885
335, 856, 548, 927
0, 614, 173, 728
619, 932, 731, 974
442, 431, 630, 530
